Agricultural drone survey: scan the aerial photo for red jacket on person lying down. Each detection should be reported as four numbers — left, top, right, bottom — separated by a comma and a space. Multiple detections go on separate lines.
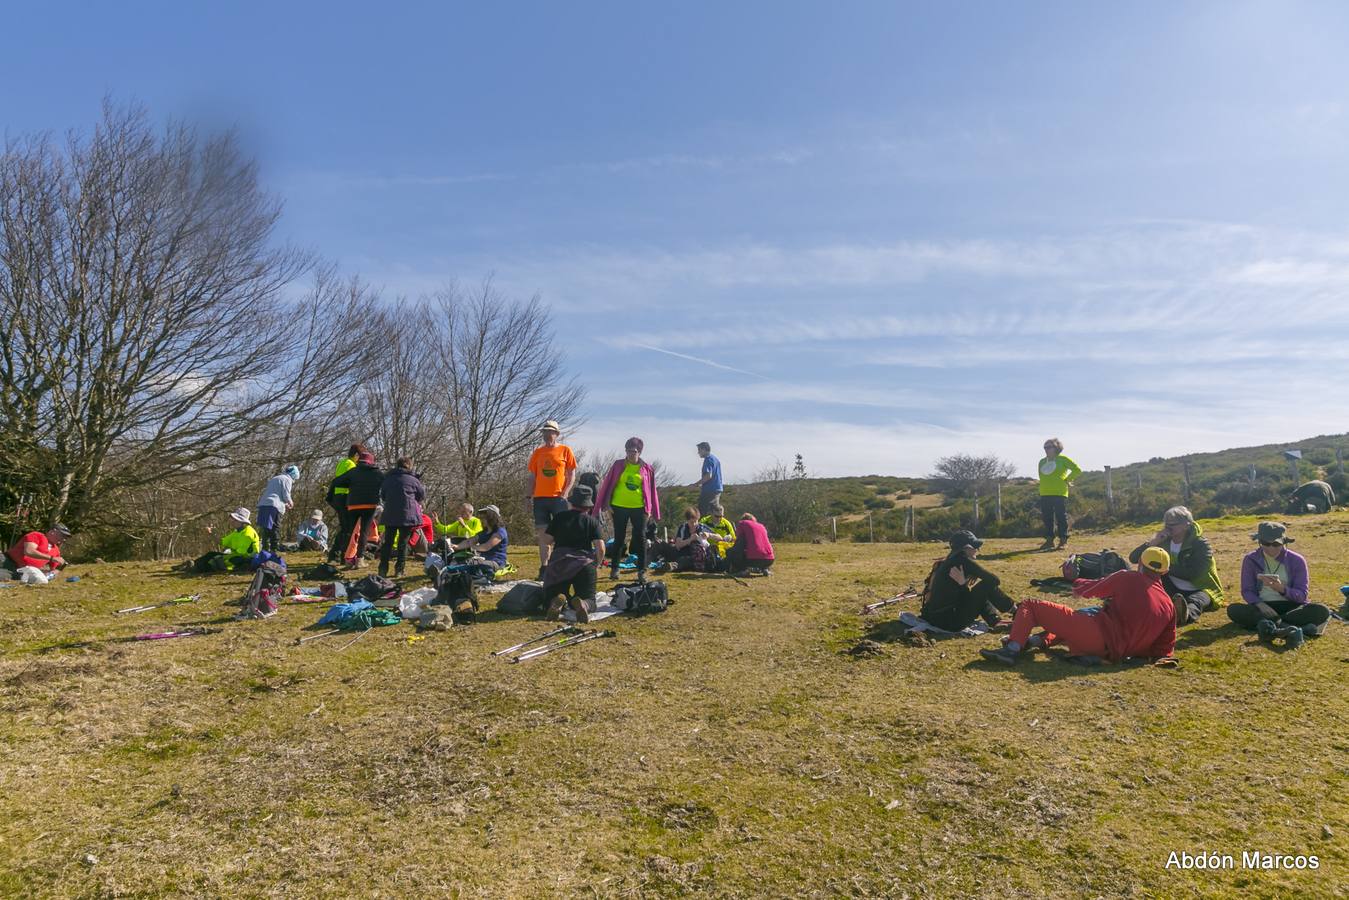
1072, 570, 1176, 661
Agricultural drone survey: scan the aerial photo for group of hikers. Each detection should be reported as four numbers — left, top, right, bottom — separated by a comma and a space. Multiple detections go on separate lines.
5, 432, 1341, 657
173, 422, 773, 621
909, 437, 1337, 664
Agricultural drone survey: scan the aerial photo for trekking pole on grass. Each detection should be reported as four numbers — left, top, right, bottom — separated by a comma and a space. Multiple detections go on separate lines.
491, 625, 578, 657
133, 628, 217, 641
511, 629, 615, 662
861, 585, 919, 615
336, 625, 372, 651
295, 628, 341, 645
117, 594, 201, 615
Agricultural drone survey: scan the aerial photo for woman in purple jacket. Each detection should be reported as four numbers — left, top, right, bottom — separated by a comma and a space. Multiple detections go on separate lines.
593, 437, 662, 581
377, 457, 426, 579
1227, 521, 1329, 640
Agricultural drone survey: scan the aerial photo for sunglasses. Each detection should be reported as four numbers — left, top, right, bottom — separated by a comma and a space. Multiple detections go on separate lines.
1259, 541, 1282, 547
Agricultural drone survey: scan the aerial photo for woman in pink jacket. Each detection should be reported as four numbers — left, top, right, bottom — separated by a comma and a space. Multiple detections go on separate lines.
593, 437, 662, 580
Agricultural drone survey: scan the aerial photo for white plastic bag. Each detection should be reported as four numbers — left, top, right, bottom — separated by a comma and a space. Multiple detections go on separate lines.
16, 566, 49, 585
399, 586, 437, 619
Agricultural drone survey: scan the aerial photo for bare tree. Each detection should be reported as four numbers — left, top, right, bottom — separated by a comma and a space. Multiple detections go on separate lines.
430, 280, 586, 498
928, 453, 1016, 499
0, 101, 317, 530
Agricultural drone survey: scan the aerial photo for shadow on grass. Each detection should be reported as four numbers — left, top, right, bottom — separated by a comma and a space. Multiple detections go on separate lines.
979, 546, 1055, 562
1175, 622, 1246, 650
961, 651, 1140, 682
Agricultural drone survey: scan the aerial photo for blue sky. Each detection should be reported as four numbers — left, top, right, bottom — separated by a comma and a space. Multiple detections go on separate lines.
7, 1, 1349, 481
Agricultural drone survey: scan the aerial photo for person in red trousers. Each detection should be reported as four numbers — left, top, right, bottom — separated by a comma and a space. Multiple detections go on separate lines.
980, 546, 1177, 665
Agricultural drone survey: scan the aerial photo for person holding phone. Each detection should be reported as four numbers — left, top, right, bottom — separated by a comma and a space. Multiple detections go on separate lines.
1128, 505, 1225, 626
1227, 522, 1329, 639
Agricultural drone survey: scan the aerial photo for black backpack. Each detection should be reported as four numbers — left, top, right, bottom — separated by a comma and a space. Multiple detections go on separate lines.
496, 580, 544, 615
434, 568, 478, 611
309, 562, 341, 580
614, 580, 670, 615
350, 574, 400, 604
1064, 550, 1129, 581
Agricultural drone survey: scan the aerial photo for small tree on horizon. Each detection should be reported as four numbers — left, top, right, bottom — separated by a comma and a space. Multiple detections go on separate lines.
928, 454, 1016, 499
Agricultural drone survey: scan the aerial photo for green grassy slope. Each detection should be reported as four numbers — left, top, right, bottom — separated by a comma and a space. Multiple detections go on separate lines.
2, 513, 1346, 897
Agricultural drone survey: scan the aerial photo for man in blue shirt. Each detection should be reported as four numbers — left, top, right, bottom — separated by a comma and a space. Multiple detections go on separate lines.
694, 441, 723, 515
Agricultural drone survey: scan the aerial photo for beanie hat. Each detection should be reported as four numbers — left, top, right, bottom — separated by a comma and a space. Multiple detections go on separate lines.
284, 465, 300, 479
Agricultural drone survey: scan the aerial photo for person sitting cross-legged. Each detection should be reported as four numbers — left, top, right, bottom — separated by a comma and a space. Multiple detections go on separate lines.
919, 530, 1016, 632
1227, 521, 1330, 645
981, 546, 1177, 665
1127, 505, 1225, 626
295, 510, 329, 552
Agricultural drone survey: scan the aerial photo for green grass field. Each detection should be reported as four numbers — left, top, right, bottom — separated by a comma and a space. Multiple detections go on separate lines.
2, 514, 1347, 897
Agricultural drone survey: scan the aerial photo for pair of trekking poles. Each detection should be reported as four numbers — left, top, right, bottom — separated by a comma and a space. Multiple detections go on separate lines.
492, 626, 615, 663
860, 584, 918, 615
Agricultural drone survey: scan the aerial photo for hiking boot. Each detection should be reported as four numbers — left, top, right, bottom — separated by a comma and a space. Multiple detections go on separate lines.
453, 599, 476, 625
609, 567, 620, 580
1037, 539, 1055, 551
546, 594, 566, 620
980, 646, 1019, 665
1056, 538, 1068, 549
568, 596, 590, 624
1282, 625, 1306, 650
1171, 594, 1188, 628
393, 567, 406, 579
1257, 618, 1279, 642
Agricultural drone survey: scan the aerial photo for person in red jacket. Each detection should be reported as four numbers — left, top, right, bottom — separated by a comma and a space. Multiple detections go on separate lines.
4, 524, 71, 575
981, 546, 1177, 665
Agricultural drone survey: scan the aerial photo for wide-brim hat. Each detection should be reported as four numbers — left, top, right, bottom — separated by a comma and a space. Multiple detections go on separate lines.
229, 507, 251, 524
568, 485, 594, 507
1251, 521, 1293, 545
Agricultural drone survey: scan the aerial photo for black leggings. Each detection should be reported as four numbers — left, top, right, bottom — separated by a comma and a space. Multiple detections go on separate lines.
1228, 600, 1330, 630
610, 507, 647, 572
921, 580, 1016, 632
1039, 496, 1068, 541
379, 525, 416, 574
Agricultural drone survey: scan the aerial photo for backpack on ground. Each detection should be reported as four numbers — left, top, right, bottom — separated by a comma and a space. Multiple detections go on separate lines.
250, 551, 286, 572
309, 562, 341, 580
238, 562, 287, 619
496, 581, 545, 615
1063, 550, 1129, 581
613, 580, 670, 615
917, 556, 947, 606
434, 567, 478, 612
350, 574, 400, 604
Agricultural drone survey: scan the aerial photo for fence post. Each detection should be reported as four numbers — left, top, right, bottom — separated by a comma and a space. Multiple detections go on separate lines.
1104, 465, 1113, 512
868, 512, 874, 543
1288, 456, 1300, 484
831, 517, 837, 542
1136, 470, 1143, 491
1182, 459, 1191, 502
909, 501, 915, 541
996, 482, 1003, 523
973, 495, 980, 523
1338, 448, 1345, 476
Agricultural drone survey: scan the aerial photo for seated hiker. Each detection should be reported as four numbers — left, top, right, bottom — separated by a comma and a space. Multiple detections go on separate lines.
328, 451, 384, 568
464, 505, 509, 568
700, 503, 736, 562
981, 546, 1177, 665
295, 510, 329, 551
434, 503, 482, 545
193, 508, 261, 573
1227, 522, 1330, 639
1127, 505, 1225, 626
542, 485, 605, 623
727, 512, 776, 575
651, 506, 715, 574
4, 524, 72, 577
919, 530, 1015, 631
1287, 479, 1335, 515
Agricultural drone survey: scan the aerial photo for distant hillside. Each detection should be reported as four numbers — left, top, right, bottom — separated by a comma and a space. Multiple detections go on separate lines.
660, 433, 1349, 541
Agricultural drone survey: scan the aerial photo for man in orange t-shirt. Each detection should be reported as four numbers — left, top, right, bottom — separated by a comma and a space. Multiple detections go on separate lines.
526, 419, 577, 577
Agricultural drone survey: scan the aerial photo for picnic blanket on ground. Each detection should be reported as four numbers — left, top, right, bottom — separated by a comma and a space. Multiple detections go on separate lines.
897, 611, 991, 638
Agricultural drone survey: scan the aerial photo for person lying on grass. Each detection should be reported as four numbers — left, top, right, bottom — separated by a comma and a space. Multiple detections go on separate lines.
919, 530, 1016, 632
1227, 521, 1330, 642
981, 546, 1177, 665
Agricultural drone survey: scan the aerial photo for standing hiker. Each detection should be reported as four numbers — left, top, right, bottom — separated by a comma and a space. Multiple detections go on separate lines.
329, 452, 384, 568
919, 529, 1016, 631
1228, 522, 1330, 642
257, 465, 299, 553
4, 524, 71, 577
594, 437, 661, 581
692, 441, 724, 516
1128, 505, 1224, 625
327, 443, 367, 561
377, 457, 426, 578
542, 485, 606, 623
1037, 438, 1080, 550
981, 546, 1176, 665
526, 420, 577, 580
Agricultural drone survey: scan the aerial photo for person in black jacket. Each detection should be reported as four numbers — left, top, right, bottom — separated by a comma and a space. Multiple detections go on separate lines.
919, 530, 1017, 632
328, 452, 384, 568
378, 457, 427, 578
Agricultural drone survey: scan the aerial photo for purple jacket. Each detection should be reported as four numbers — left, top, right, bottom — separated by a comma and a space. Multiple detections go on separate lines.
593, 459, 662, 519
1240, 546, 1309, 604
